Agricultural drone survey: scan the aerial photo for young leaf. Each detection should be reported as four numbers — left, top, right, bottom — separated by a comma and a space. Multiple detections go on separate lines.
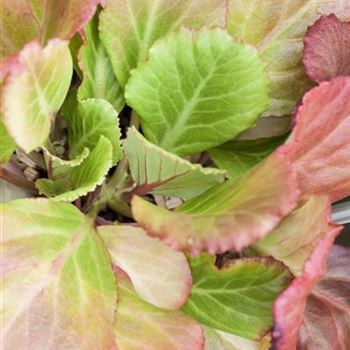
288, 76, 350, 201
204, 326, 269, 350
62, 98, 122, 165
36, 136, 113, 202
227, 0, 350, 116
182, 255, 292, 340
272, 225, 342, 350
78, 15, 124, 112
2, 39, 72, 152
303, 14, 350, 83
124, 127, 226, 200
0, 122, 15, 167
209, 135, 286, 179
132, 149, 299, 255
114, 267, 204, 350
126, 28, 268, 156
1, 198, 117, 349
99, 0, 227, 87
254, 196, 336, 276
98, 225, 192, 310
1, 0, 101, 58
298, 246, 350, 349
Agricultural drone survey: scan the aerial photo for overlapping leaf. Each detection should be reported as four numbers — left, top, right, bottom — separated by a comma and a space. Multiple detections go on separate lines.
126, 28, 268, 156
1, 199, 117, 349
209, 135, 286, 179
183, 255, 292, 340
99, 0, 227, 87
227, 0, 350, 116
303, 14, 350, 83
114, 267, 204, 350
287, 76, 350, 201
132, 149, 298, 254
1, 39, 72, 152
272, 225, 342, 349
254, 196, 334, 276
124, 127, 226, 200
78, 15, 124, 112
298, 246, 350, 349
1, 0, 101, 58
98, 225, 192, 309
37, 136, 112, 202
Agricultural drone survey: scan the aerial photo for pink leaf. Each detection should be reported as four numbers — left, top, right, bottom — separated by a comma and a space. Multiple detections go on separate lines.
98, 225, 192, 309
114, 267, 204, 350
1, 0, 101, 59
271, 225, 342, 349
288, 76, 350, 201
303, 15, 350, 83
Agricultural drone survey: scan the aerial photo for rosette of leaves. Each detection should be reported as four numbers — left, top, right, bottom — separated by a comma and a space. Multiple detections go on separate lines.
1, 1, 350, 349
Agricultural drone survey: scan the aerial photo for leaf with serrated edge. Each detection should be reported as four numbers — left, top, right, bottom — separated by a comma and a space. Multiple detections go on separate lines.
62, 98, 122, 165
1, 0, 101, 59
298, 246, 350, 350
209, 135, 286, 179
124, 127, 226, 200
36, 136, 112, 202
287, 76, 350, 202
2, 39, 72, 152
254, 196, 335, 276
78, 15, 124, 112
1, 198, 117, 349
0, 121, 15, 167
227, 0, 350, 117
183, 255, 292, 340
99, 0, 226, 88
272, 225, 342, 349
98, 225, 192, 309
132, 148, 299, 255
303, 14, 350, 83
114, 267, 204, 350
125, 28, 268, 156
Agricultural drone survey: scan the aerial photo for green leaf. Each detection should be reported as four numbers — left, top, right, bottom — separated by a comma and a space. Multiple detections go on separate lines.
125, 28, 269, 156
2, 39, 72, 152
132, 150, 299, 254
182, 255, 292, 340
254, 196, 337, 276
114, 267, 204, 350
0, 121, 15, 167
209, 135, 286, 179
124, 127, 226, 200
99, 0, 227, 87
62, 98, 122, 165
227, 0, 350, 116
78, 15, 124, 112
36, 136, 113, 202
1, 198, 117, 349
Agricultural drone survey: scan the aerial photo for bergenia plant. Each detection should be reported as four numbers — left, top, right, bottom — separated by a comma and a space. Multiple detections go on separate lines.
1, 1, 349, 349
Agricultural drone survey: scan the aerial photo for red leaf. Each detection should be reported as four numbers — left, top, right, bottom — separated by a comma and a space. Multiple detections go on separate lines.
272, 226, 342, 350
298, 246, 350, 350
288, 76, 350, 201
303, 15, 350, 83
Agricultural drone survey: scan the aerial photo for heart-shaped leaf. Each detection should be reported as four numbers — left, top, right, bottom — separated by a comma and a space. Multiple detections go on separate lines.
125, 28, 268, 156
